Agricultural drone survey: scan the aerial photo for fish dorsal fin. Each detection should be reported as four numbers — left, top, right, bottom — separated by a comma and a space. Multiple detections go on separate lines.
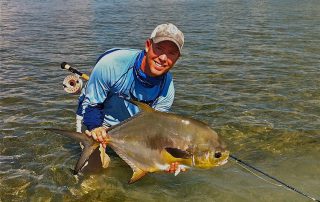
119, 94, 154, 112
165, 148, 192, 159
129, 168, 147, 184
128, 98, 155, 113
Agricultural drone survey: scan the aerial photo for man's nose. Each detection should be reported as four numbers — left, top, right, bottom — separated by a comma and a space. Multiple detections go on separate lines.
158, 54, 167, 62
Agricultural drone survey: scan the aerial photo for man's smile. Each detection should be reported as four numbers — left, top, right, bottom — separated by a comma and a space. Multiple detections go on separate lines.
154, 60, 166, 70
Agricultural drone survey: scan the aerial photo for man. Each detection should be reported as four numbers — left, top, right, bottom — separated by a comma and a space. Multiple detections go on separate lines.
78, 23, 184, 173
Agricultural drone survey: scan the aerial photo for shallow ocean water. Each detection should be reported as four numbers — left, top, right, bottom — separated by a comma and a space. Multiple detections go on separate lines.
1, 0, 319, 201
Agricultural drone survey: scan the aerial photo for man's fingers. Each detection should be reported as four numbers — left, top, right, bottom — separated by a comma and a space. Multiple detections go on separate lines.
91, 131, 97, 141
165, 162, 187, 173
165, 162, 176, 173
97, 135, 104, 143
101, 129, 107, 140
85, 130, 92, 137
101, 129, 108, 142
173, 162, 177, 171
85, 127, 109, 144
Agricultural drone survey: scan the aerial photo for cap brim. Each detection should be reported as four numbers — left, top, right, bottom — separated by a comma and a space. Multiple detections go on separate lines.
152, 37, 182, 53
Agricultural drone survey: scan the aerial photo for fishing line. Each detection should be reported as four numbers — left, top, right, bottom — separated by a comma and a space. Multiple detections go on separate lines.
234, 159, 281, 187
229, 154, 319, 202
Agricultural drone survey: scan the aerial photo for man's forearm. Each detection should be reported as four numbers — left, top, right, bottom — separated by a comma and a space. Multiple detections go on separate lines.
83, 104, 104, 130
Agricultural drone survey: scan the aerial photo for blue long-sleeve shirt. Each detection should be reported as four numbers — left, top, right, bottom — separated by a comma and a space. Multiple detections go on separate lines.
78, 48, 175, 130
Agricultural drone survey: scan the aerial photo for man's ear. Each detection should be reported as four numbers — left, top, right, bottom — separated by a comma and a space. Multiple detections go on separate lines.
145, 39, 152, 52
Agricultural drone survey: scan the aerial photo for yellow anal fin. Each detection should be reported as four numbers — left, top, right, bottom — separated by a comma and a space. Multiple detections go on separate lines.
129, 168, 147, 184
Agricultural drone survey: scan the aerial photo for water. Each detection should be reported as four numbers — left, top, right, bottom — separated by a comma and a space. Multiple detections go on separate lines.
1, 0, 319, 201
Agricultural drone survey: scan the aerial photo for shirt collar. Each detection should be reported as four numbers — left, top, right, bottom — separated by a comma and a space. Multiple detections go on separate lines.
133, 50, 164, 87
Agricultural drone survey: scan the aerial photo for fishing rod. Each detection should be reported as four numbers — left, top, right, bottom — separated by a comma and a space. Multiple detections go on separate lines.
229, 154, 319, 202
61, 62, 89, 81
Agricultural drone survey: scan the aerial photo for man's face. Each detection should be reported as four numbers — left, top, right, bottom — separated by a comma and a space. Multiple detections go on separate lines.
143, 39, 180, 77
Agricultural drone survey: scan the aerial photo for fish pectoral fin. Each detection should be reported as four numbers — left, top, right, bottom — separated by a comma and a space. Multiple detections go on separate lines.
165, 147, 191, 159
110, 145, 148, 184
129, 168, 147, 184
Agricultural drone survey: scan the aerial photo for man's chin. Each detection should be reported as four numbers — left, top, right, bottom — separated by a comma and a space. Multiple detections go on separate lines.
149, 68, 165, 77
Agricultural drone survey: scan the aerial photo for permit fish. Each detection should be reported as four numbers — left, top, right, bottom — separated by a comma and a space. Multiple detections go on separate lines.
47, 99, 229, 183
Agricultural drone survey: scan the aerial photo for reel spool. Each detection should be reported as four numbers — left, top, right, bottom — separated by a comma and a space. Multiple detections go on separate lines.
63, 74, 83, 94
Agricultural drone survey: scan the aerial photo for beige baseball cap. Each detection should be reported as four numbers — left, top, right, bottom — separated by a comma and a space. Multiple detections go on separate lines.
150, 23, 184, 53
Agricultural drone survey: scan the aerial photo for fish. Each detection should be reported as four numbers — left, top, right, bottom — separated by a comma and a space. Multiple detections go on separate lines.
46, 99, 229, 183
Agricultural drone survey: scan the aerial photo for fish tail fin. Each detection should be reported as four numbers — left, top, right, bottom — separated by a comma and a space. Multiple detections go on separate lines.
45, 128, 91, 143
45, 128, 99, 174
74, 143, 99, 174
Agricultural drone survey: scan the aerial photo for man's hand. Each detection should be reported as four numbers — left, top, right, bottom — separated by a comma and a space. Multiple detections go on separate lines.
85, 127, 109, 148
166, 162, 187, 176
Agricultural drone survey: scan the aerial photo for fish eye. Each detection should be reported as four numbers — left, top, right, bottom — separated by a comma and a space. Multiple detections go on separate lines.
214, 152, 222, 158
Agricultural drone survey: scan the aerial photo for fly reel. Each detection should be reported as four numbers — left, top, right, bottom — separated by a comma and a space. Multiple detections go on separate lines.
63, 74, 83, 94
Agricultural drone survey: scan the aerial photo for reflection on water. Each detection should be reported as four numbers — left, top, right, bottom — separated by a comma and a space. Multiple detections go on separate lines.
1, 0, 319, 201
